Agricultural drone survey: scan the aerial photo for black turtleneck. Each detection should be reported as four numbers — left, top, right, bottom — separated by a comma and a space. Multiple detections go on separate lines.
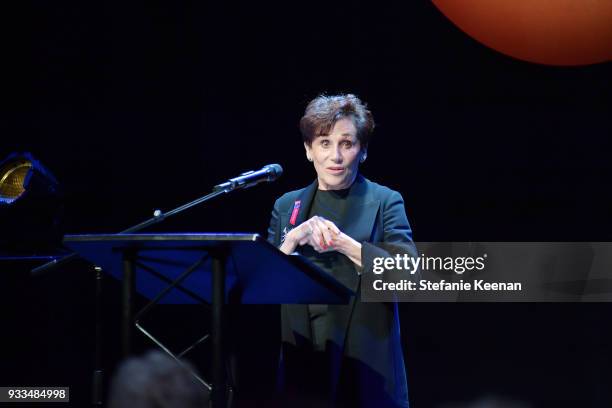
302, 187, 351, 351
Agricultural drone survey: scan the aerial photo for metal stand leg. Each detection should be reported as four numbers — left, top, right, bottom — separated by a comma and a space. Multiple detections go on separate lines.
122, 252, 136, 357
131, 254, 213, 393
211, 252, 227, 408
118, 246, 232, 406
92, 266, 103, 406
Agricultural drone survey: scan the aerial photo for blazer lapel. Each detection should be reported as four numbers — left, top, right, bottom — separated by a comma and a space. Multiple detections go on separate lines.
279, 179, 318, 243
288, 179, 318, 225
340, 175, 380, 244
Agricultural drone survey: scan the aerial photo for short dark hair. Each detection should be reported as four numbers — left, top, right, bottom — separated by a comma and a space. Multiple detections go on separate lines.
299, 94, 375, 148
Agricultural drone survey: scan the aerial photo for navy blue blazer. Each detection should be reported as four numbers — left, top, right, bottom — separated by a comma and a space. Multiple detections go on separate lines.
267, 175, 414, 408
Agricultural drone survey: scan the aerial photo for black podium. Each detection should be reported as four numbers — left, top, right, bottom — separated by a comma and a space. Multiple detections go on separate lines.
64, 233, 353, 408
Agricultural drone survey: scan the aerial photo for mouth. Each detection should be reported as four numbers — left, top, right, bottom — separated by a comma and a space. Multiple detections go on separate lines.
327, 167, 345, 174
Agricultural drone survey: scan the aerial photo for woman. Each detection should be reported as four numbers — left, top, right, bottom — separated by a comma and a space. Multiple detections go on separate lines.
267, 94, 414, 407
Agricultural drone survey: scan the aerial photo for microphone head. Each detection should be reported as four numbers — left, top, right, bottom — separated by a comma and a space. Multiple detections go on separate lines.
264, 164, 283, 180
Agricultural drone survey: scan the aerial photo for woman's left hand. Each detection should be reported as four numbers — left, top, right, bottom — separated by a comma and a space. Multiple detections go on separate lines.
320, 219, 363, 268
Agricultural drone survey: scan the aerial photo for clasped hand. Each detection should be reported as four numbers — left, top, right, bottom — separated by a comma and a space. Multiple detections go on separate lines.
287, 216, 340, 253
279, 216, 363, 267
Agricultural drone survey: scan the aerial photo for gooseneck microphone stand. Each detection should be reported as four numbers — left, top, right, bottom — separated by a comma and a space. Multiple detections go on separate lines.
31, 188, 228, 276
31, 163, 282, 276
31, 164, 282, 407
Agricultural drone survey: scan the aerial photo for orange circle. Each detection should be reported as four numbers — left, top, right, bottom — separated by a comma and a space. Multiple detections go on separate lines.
432, 0, 612, 66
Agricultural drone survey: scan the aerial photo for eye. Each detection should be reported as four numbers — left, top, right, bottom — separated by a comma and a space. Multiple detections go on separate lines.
320, 139, 330, 147
342, 140, 353, 148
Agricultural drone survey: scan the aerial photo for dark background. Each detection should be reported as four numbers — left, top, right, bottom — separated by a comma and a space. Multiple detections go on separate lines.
1, 1, 611, 406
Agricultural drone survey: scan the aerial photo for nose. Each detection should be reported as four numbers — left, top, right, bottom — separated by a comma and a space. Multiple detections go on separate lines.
332, 146, 342, 163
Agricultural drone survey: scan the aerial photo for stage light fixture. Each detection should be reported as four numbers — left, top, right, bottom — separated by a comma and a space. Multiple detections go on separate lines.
0, 158, 33, 204
0, 152, 63, 252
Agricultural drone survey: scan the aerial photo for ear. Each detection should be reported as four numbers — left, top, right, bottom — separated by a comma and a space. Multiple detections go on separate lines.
360, 148, 368, 163
304, 142, 313, 162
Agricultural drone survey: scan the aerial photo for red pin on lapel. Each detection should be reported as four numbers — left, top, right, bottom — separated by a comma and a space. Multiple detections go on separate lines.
289, 200, 301, 226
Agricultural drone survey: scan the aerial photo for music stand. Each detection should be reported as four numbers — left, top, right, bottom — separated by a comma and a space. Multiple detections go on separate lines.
64, 233, 353, 408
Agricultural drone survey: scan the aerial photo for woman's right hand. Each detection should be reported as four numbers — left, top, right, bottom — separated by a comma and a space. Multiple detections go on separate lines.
279, 216, 339, 255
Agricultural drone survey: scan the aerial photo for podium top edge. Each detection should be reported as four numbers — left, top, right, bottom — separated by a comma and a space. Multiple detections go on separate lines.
63, 233, 262, 242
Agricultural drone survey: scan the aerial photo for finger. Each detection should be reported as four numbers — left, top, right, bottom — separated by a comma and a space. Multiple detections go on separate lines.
317, 220, 335, 248
310, 222, 327, 250
322, 219, 341, 235
295, 221, 315, 247
293, 220, 313, 242
315, 219, 339, 247
309, 217, 331, 243
303, 221, 314, 237
306, 234, 324, 252
300, 220, 320, 250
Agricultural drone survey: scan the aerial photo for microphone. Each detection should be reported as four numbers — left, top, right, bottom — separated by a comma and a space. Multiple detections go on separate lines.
213, 164, 283, 192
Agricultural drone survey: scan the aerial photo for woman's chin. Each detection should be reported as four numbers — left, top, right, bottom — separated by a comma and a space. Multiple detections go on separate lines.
319, 178, 349, 190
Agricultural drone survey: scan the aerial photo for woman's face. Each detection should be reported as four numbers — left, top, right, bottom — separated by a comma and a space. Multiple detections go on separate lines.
304, 117, 365, 190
